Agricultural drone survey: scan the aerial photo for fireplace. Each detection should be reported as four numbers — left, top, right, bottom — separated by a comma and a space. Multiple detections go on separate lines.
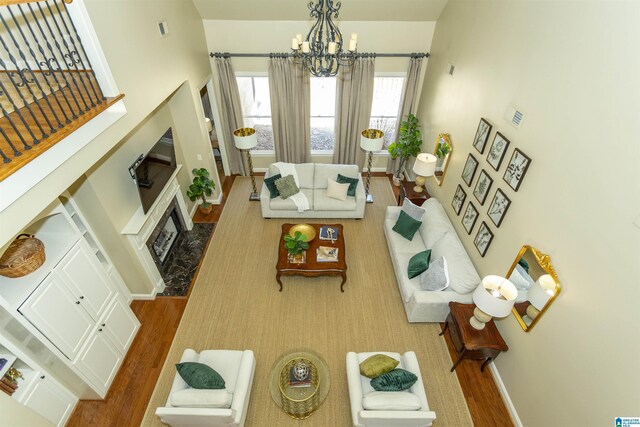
146, 198, 187, 270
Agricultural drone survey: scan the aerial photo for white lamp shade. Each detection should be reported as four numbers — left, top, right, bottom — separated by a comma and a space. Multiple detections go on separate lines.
233, 128, 258, 149
205, 117, 213, 133
527, 274, 556, 310
412, 153, 437, 177
473, 275, 517, 318
360, 129, 384, 151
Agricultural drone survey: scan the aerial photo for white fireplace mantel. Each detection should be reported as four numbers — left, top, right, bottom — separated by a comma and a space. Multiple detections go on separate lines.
121, 165, 193, 296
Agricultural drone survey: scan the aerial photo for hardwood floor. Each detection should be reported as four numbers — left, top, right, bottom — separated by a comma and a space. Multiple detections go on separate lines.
68, 173, 513, 426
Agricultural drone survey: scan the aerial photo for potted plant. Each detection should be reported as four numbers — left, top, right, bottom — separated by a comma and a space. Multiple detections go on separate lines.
436, 133, 452, 168
387, 113, 423, 186
283, 231, 309, 264
186, 168, 216, 215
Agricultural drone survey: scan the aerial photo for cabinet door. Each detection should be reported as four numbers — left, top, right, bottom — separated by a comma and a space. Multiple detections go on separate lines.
57, 240, 115, 320
19, 273, 94, 360
101, 299, 140, 353
74, 328, 123, 396
23, 375, 77, 427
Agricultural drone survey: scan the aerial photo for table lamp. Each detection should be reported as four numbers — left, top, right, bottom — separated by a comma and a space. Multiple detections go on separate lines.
525, 274, 557, 320
233, 127, 260, 201
412, 153, 437, 193
360, 129, 385, 203
470, 275, 517, 330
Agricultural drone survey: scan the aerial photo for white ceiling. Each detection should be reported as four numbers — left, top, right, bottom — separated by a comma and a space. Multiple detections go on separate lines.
192, 0, 448, 22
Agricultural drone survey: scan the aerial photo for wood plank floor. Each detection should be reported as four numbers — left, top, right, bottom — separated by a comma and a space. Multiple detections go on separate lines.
67, 173, 513, 427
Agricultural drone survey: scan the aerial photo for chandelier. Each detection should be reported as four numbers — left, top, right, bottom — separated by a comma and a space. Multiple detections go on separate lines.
290, 0, 358, 77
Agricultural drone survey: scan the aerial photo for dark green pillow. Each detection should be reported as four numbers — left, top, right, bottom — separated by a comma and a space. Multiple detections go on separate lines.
337, 174, 359, 197
370, 368, 418, 392
392, 210, 422, 241
264, 173, 282, 198
175, 362, 225, 389
408, 250, 431, 279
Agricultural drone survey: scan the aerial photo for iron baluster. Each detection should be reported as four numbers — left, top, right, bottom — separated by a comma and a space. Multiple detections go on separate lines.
7, 5, 68, 126
61, 2, 107, 104
0, 95, 31, 152
0, 58, 42, 144
35, 2, 89, 113
27, 2, 83, 117
0, 127, 16, 162
18, 3, 76, 121
44, 1, 95, 109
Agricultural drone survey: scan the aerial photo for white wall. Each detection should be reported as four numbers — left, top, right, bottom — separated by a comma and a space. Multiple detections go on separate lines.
418, 1, 640, 425
203, 20, 436, 169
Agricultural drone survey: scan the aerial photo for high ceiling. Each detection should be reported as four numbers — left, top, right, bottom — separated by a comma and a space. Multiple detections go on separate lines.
192, 0, 448, 22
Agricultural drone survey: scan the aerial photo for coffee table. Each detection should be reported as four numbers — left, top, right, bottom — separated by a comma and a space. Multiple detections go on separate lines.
276, 223, 347, 292
268, 350, 331, 420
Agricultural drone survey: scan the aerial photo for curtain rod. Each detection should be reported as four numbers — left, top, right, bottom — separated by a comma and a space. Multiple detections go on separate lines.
210, 52, 429, 59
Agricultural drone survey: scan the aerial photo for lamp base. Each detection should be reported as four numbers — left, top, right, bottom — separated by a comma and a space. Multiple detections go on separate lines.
249, 192, 260, 201
413, 175, 426, 193
469, 307, 493, 330
366, 194, 374, 203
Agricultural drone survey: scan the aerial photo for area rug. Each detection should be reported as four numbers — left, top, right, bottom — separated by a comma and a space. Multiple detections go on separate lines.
142, 177, 473, 426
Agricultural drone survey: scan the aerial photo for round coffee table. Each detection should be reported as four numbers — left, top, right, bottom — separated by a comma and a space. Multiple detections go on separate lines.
268, 350, 330, 419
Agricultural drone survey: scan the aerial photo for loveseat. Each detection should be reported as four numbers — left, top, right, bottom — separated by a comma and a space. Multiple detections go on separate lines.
260, 163, 365, 219
384, 198, 482, 322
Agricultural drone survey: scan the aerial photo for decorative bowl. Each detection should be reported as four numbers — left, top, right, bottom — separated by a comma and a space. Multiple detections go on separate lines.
289, 224, 316, 242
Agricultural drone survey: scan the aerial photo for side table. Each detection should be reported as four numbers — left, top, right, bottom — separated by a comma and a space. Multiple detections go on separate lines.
398, 180, 431, 206
439, 302, 508, 372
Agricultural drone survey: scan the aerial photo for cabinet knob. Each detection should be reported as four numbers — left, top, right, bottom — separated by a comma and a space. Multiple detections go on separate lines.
79, 296, 84, 299
101, 323, 105, 327
98, 328, 103, 332
75, 301, 80, 304
40, 375, 45, 379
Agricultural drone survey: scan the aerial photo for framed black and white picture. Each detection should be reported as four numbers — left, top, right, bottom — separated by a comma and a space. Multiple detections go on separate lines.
474, 221, 494, 257
472, 118, 492, 154
473, 170, 494, 205
461, 154, 479, 187
487, 132, 510, 171
487, 188, 511, 227
504, 148, 531, 191
451, 185, 467, 215
461, 202, 479, 235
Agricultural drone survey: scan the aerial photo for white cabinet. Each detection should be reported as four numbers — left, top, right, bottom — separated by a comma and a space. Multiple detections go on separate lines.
74, 326, 123, 395
101, 298, 138, 352
18, 272, 95, 359
22, 374, 77, 426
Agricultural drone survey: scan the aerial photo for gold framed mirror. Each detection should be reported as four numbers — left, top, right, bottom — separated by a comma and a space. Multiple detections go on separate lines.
506, 245, 561, 332
433, 133, 452, 186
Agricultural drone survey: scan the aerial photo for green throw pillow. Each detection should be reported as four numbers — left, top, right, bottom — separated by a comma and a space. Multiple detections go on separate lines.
337, 174, 359, 197
359, 354, 400, 379
370, 368, 418, 392
274, 175, 300, 199
408, 250, 431, 279
264, 173, 282, 198
392, 210, 422, 241
175, 362, 225, 389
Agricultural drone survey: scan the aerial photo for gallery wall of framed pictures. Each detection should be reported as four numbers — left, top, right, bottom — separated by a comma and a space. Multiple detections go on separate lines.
451, 117, 532, 257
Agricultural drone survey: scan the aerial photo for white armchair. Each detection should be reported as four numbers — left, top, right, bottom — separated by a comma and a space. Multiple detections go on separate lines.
346, 351, 437, 427
156, 349, 255, 427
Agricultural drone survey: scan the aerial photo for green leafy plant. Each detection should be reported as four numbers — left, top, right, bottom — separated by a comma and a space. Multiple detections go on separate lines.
387, 113, 423, 179
186, 168, 215, 210
283, 231, 309, 255
436, 139, 451, 159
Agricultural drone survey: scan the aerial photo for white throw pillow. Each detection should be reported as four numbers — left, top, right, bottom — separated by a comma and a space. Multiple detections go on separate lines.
431, 231, 480, 294
509, 264, 534, 290
401, 198, 426, 221
419, 256, 450, 291
362, 391, 421, 411
170, 389, 233, 408
326, 178, 350, 201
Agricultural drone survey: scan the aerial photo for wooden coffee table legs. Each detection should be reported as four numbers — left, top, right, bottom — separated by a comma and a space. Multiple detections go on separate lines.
276, 271, 347, 292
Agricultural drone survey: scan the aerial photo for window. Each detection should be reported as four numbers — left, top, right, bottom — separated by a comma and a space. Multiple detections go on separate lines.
369, 76, 405, 150
236, 76, 273, 151
310, 77, 336, 151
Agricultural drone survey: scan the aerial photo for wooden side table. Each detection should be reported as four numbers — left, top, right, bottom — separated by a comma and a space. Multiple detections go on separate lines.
397, 180, 431, 206
439, 302, 508, 372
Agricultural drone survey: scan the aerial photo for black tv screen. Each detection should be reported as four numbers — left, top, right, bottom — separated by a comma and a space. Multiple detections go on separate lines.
130, 128, 177, 214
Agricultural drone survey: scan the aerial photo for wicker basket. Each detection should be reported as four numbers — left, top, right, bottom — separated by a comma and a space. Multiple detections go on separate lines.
0, 234, 46, 278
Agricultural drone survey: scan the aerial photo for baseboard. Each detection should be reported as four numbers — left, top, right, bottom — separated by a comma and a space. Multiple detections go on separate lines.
131, 290, 156, 300
489, 362, 523, 427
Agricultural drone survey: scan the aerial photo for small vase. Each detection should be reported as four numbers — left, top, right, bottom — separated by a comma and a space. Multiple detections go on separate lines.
392, 174, 403, 186
288, 252, 306, 264
199, 204, 213, 215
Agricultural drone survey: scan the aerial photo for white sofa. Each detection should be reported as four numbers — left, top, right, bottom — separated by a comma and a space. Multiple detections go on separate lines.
155, 349, 255, 427
383, 198, 482, 322
260, 163, 365, 219
346, 351, 437, 427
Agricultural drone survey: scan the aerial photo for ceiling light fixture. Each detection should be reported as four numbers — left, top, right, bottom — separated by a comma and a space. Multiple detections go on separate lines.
290, 0, 358, 77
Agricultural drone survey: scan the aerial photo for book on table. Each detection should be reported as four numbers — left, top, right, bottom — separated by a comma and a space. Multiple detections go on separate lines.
316, 246, 338, 262
319, 226, 339, 241
289, 366, 311, 388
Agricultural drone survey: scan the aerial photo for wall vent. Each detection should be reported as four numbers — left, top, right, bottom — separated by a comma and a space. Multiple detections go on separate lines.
158, 21, 169, 37
505, 106, 524, 129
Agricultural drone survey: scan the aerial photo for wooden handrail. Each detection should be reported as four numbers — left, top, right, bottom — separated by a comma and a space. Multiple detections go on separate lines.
0, 0, 72, 6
